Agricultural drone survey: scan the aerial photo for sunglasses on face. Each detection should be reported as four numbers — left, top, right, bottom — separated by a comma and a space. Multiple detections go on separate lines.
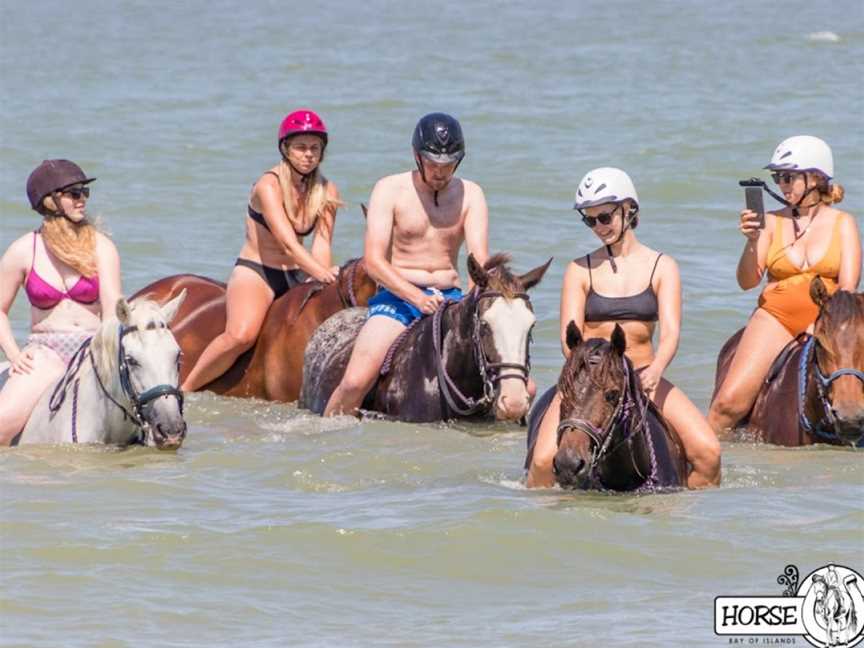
581, 205, 621, 228
771, 172, 800, 185
62, 186, 90, 200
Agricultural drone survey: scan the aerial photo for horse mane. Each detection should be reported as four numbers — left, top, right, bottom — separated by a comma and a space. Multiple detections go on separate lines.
483, 253, 522, 299
90, 298, 166, 380
819, 289, 864, 330
557, 338, 620, 402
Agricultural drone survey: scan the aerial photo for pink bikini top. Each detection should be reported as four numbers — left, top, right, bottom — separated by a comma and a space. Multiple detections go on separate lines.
25, 232, 100, 310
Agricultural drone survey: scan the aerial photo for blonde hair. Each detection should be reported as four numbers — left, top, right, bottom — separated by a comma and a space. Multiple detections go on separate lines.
40, 213, 99, 277
273, 156, 342, 233
820, 182, 845, 206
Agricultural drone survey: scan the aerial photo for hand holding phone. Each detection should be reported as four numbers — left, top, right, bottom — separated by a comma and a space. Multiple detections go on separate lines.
744, 187, 765, 229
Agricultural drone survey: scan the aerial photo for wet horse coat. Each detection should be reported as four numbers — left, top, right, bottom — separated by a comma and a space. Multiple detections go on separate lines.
133, 258, 375, 402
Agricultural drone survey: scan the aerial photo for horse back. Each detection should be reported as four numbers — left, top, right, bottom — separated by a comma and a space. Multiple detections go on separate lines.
748, 342, 808, 446
299, 307, 368, 413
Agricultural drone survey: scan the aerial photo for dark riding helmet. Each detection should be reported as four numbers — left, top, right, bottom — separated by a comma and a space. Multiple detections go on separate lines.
411, 113, 465, 165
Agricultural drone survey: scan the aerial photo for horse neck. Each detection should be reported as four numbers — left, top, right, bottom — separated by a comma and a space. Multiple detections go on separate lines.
441, 296, 481, 387
85, 345, 140, 443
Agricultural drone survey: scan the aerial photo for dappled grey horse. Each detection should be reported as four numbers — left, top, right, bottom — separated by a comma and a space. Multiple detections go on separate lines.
10, 292, 188, 449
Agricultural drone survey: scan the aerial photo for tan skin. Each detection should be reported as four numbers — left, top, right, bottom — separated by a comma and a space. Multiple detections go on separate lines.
526, 201, 721, 489
708, 171, 861, 434
0, 188, 122, 444
181, 134, 341, 392
323, 155, 493, 417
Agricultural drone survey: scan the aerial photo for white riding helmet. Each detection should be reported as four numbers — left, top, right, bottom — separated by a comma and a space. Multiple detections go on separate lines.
765, 135, 834, 179
574, 167, 639, 210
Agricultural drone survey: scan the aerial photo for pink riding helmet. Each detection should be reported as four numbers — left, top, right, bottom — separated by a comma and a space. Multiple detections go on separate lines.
278, 110, 328, 148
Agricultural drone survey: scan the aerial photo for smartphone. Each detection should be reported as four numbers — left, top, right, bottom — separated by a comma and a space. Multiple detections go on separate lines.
744, 187, 765, 229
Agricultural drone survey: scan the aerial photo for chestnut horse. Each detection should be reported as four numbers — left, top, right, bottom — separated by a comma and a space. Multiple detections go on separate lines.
713, 278, 864, 447
300, 254, 551, 422
525, 322, 687, 492
131, 258, 376, 402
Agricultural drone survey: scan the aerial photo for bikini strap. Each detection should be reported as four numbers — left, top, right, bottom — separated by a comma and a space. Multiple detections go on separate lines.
586, 254, 593, 290
649, 253, 663, 283
30, 230, 38, 272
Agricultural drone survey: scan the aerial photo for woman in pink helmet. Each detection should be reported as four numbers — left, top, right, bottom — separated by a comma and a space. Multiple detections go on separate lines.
0, 160, 122, 444
181, 109, 342, 393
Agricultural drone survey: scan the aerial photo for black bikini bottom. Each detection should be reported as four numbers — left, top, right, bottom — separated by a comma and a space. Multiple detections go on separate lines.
235, 258, 305, 299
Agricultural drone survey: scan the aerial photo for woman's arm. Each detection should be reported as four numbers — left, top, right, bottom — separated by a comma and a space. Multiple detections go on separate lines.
650, 255, 681, 375
255, 176, 336, 283
0, 238, 28, 361
736, 210, 774, 290
837, 211, 862, 291
95, 233, 122, 320
559, 260, 587, 359
309, 182, 340, 270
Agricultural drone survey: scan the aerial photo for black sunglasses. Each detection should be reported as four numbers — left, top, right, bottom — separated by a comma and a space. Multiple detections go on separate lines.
62, 186, 90, 200
771, 172, 799, 185
580, 205, 621, 228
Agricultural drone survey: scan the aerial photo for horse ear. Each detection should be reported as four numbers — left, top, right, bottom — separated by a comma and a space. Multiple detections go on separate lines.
810, 276, 830, 309
161, 289, 187, 325
116, 297, 131, 325
467, 253, 488, 288
518, 257, 553, 291
611, 324, 626, 356
360, 203, 368, 220
565, 321, 582, 350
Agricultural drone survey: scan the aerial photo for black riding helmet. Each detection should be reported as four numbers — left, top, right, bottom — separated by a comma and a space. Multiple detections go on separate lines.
412, 113, 465, 165
412, 113, 465, 206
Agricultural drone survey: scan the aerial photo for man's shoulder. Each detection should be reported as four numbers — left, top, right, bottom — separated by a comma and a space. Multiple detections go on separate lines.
376, 171, 414, 189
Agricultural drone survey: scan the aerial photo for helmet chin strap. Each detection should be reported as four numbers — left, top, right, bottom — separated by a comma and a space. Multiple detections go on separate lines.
415, 156, 461, 207
605, 205, 634, 273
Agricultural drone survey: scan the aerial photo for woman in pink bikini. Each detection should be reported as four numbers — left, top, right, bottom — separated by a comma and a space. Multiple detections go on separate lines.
0, 160, 122, 444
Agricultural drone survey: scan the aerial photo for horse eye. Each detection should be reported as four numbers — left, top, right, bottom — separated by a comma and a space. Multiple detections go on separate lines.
605, 390, 620, 404
125, 356, 139, 367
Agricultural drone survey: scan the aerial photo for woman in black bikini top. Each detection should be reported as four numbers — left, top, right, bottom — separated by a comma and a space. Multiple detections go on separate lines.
181, 109, 343, 393
526, 167, 721, 490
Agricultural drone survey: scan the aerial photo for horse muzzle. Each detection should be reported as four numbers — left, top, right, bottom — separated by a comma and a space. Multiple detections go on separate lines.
552, 448, 591, 490
494, 380, 531, 421
149, 420, 187, 450
833, 415, 864, 447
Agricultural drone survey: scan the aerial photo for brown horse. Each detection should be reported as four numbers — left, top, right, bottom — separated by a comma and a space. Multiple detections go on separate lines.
713, 277, 864, 447
131, 258, 376, 402
525, 322, 687, 492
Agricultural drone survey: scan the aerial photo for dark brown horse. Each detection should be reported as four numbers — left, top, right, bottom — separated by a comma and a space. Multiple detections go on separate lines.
131, 258, 376, 402
525, 322, 687, 492
300, 254, 551, 422
713, 277, 864, 447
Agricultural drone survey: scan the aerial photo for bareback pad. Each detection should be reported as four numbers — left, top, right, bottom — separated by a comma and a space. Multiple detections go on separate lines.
299, 307, 368, 414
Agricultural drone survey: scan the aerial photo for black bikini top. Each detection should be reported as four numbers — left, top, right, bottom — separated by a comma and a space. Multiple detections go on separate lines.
584, 252, 662, 323
247, 171, 318, 237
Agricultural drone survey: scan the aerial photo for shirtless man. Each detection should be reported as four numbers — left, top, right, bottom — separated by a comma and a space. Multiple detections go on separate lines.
323, 113, 489, 416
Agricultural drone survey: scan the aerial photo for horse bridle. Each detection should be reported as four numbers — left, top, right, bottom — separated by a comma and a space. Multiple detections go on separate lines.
555, 355, 658, 490
799, 335, 864, 441
433, 289, 533, 417
90, 323, 184, 430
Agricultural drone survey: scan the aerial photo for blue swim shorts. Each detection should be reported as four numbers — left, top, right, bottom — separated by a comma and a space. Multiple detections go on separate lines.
367, 286, 463, 327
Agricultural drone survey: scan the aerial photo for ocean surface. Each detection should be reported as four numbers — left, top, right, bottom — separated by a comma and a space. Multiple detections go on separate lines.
1, 1, 862, 646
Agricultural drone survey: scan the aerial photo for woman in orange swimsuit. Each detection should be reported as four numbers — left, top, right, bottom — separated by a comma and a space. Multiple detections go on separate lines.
708, 136, 861, 434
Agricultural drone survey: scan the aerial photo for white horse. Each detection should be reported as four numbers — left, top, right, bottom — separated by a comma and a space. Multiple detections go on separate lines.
12, 292, 188, 449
